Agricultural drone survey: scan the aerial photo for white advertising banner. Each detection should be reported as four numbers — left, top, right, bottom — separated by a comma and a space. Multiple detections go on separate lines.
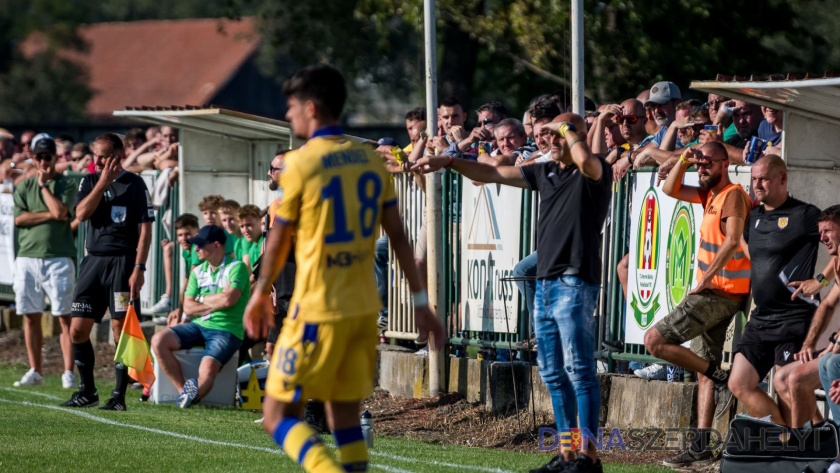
0, 193, 15, 285
460, 182, 522, 333
624, 170, 752, 345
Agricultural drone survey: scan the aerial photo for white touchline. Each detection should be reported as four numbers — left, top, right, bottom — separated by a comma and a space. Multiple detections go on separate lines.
0, 398, 515, 473
0, 387, 63, 401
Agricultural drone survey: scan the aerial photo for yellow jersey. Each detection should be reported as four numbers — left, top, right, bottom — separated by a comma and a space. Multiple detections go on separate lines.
274, 128, 397, 321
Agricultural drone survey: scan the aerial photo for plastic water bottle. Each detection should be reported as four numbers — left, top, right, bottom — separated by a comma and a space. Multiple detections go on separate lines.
361, 409, 374, 449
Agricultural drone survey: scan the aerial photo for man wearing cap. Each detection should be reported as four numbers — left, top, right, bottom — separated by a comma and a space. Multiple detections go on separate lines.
643, 81, 683, 150
61, 133, 154, 411
151, 225, 250, 409
12, 134, 78, 389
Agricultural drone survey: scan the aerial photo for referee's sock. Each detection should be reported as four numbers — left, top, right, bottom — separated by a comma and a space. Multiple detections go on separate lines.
72, 340, 96, 395
334, 426, 369, 472
272, 417, 344, 473
113, 363, 129, 399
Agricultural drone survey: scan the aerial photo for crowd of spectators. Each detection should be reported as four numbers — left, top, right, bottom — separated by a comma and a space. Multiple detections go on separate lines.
2, 76, 840, 472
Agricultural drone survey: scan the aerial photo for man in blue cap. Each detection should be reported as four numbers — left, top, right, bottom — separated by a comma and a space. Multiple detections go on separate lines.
151, 224, 251, 408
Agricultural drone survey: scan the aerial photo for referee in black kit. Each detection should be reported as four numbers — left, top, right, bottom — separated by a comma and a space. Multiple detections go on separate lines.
61, 133, 153, 410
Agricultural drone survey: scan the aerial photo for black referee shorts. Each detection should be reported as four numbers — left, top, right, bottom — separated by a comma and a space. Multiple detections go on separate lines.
735, 318, 811, 380
71, 254, 137, 323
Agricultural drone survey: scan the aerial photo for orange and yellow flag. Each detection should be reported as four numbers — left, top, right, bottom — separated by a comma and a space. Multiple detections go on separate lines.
114, 305, 155, 391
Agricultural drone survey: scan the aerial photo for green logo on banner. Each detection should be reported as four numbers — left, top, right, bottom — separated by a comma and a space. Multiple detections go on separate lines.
666, 202, 696, 312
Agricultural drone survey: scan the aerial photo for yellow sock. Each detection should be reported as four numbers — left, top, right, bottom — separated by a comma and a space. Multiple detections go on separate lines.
334, 426, 369, 472
273, 418, 344, 473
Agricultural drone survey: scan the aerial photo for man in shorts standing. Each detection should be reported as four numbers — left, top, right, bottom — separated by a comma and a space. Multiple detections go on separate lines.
646, 141, 752, 468
62, 133, 154, 411
244, 65, 443, 473
12, 134, 78, 389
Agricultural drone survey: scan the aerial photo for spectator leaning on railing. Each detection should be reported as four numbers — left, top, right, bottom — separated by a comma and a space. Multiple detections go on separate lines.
12, 134, 78, 390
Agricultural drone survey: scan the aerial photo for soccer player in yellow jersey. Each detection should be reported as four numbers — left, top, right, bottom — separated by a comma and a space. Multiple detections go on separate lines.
244, 65, 444, 473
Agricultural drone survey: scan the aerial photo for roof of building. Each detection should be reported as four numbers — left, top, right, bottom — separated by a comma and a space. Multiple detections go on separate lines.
20, 17, 260, 119
691, 73, 840, 125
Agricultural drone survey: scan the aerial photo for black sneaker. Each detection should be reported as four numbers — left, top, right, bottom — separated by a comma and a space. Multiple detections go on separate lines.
99, 397, 127, 411
662, 446, 715, 468
714, 384, 735, 420
61, 390, 99, 408
562, 455, 603, 473
529, 454, 571, 473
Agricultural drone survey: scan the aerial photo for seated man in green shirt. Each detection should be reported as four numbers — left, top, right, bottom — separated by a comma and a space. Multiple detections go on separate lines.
236, 204, 264, 272
151, 225, 251, 409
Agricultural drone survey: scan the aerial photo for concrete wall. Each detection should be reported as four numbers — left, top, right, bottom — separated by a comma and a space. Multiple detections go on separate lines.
377, 348, 704, 430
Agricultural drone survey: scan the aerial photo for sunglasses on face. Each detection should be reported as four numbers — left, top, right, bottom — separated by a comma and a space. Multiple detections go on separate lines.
616, 114, 639, 125
694, 158, 726, 169
678, 124, 704, 133
33, 154, 53, 162
269, 165, 281, 173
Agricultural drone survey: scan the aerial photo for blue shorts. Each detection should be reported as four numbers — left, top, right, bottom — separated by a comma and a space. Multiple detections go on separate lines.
169, 323, 242, 367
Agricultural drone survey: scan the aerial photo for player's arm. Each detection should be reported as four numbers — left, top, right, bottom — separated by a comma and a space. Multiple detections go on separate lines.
662, 150, 703, 204
39, 181, 69, 221
76, 157, 121, 221
244, 220, 295, 339
790, 257, 837, 299
129, 221, 152, 300
411, 156, 529, 189
690, 214, 746, 295
798, 283, 840, 362
199, 287, 244, 312
380, 204, 445, 347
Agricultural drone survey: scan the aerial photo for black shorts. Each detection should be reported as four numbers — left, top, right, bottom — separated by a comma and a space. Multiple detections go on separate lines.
71, 254, 136, 323
735, 318, 810, 380
267, 298, 291, 344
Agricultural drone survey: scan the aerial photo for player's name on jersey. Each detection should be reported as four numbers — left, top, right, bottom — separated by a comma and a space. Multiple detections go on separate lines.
321, 149, 370, 169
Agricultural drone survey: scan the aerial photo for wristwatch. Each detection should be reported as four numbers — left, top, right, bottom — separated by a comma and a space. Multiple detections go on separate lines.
816, 273, 830, 287
40, 181, 50, 189
134, 264, 146, 271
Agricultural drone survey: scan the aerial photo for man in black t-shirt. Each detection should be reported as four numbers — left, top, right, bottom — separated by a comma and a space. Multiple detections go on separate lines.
414, 113, 611, 473
726, 155, 821, 426
61, 133, 154, 411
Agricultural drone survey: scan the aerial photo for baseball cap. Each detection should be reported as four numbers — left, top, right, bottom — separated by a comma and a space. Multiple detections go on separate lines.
645, 81, 681, 106
187, 225, 227, 248
31, 133, 57, 155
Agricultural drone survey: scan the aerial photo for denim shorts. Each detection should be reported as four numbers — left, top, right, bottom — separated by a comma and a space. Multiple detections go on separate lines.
170, 323, 242, 366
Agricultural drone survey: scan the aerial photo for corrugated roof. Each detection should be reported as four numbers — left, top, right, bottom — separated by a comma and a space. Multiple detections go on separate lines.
113, 106, 292, 141
691, 73, 840, 125
20, 18, 260, 119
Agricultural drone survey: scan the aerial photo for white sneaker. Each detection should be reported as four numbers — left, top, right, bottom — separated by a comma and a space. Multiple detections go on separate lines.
14, 369, 45, 387
254, 417, 264, 424
149, 294, 172, 313
61, 371, 78, 389
414, 345, 429, 356
634, 363, 667, 380
828, 461, 840, 473
152, 316, 168, 325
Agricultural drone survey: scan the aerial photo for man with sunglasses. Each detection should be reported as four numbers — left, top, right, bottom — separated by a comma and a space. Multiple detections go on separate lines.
12, 134, 79, 390
605, 99, 654, 183
452, 100, 508, 156
151, 224, 249, 408
647, 142, 752, 468
62, 133, 154, 411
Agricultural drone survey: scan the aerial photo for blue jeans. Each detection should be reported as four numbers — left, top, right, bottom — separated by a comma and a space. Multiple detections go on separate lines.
514, 251, 537, 326
170, 323, 242, 367
534, 275, 601, 436
374, 235, 389, 309
819, 353, 840, 421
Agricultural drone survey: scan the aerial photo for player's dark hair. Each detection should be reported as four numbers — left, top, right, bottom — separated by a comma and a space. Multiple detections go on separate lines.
476, 101, 508, 119
283, 64, 347, 120
174, 213, 200, 230
405, 107, 426, 122
818, 205, 840, 225
95, 132, 124, 155
529, 96, 562, 123
439, 96, 462, 109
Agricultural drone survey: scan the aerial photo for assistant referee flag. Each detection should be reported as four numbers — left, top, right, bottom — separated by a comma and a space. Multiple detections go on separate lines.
114, 304, 155, 391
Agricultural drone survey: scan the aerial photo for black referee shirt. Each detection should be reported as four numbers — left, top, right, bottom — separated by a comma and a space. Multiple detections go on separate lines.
75, 171, 155, 256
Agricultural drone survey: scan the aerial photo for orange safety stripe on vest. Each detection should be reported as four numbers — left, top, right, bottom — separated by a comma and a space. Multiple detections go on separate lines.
695, 184, 751, 294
